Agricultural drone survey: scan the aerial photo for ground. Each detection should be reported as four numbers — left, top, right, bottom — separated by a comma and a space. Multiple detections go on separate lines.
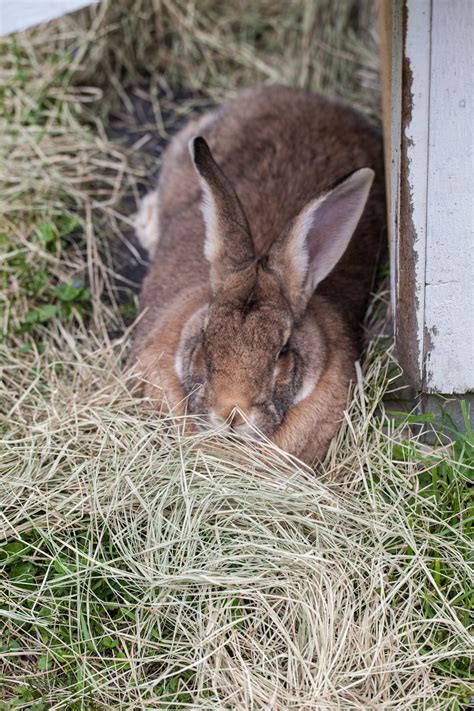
0, 1, 472, 708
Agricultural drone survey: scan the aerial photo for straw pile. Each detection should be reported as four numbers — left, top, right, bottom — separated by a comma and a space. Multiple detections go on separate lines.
1, 1, 472, 708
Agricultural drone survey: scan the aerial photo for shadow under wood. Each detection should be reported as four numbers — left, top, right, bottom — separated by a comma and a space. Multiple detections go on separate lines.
98, 83, 215, 336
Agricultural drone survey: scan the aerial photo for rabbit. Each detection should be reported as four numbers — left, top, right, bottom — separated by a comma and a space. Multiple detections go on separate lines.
129, 85, 385, 465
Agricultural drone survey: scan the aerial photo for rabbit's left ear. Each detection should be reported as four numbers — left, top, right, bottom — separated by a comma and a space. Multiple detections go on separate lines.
269, 168, 374, 311
189, 136, 255, 291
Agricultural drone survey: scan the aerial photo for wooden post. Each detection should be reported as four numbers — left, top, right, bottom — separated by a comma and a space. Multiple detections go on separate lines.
379, 0, 473, 420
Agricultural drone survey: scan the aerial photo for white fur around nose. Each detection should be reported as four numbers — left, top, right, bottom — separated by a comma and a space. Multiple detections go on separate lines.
210, 408, 258, 434
134, 188, 160, 256
174, 351, 184, 382
293, 376, 316, 405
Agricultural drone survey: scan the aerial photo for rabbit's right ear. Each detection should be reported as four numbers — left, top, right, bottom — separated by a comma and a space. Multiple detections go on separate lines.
268, 168, 374, 314
189, 137, 255, 291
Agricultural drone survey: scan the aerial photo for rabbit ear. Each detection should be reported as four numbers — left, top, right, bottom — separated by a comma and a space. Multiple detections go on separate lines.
189, 136, 255, 290
269, 168, 374, 312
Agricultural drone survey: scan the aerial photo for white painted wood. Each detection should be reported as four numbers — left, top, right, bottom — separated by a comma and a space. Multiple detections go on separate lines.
423, 0, 474, 393
386, 0, 474, 394
0, 0, 97, 37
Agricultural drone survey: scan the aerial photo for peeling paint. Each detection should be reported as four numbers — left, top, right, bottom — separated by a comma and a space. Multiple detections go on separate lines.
395, 0, 431, 390
385, 0, 473, 396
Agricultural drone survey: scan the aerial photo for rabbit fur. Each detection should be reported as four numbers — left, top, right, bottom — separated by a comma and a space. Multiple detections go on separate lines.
129, 85, 385, 465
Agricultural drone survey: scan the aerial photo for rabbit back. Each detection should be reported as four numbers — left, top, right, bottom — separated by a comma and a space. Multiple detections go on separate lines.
135, 85, 384, 345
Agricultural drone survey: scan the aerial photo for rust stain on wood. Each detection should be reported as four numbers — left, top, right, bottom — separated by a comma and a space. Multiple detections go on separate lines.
396, 0, 422, 388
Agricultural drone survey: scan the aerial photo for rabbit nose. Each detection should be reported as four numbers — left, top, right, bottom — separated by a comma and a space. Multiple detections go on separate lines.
217, 408, 246, 429
228, 409, 246, 429
213, 397, 250, 428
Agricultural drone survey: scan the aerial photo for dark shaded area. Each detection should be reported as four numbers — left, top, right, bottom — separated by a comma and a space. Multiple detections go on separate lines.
100, 84, 214, 332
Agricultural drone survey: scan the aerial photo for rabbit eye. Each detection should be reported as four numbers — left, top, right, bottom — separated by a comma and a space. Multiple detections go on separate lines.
276, 343, 290, 360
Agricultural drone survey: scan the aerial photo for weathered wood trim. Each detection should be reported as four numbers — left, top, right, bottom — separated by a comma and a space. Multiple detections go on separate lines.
396, 0, 432, 389
378, 0, 403, 327
380, 0, 473, 395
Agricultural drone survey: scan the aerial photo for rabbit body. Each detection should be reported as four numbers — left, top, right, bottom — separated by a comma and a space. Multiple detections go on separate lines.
130, 85, 385, 464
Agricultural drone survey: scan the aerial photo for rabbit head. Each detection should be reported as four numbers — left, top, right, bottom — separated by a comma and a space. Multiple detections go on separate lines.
175, 137, 374, 437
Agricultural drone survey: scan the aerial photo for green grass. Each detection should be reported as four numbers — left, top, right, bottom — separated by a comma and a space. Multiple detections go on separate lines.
0, 1, 472, 708
1, 215, 92, 346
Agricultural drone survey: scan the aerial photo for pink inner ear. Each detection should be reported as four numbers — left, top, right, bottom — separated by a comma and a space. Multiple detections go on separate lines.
302, 168, 374, 291
306, 203, 342, 264
307, 203, 350, 263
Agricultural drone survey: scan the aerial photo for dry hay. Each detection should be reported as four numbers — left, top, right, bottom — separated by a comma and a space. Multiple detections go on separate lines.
0, 1, 472, 708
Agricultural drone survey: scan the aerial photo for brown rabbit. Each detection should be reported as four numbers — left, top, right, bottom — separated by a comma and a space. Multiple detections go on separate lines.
129, 85, 385, 465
